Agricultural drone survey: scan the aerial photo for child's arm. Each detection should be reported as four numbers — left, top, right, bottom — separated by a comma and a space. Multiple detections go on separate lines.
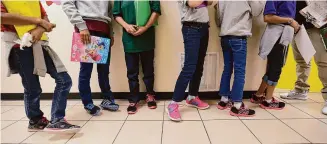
133, 0, 161, 36
113, 1, 137, 34
187, 0, 205, 8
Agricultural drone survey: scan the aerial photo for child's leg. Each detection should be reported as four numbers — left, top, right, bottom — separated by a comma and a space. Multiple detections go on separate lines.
78, 62, 94, 106
125, 52, 140, 104
217, 37, 233, 109
14, 48, 44, 123
140, 49, 157, 109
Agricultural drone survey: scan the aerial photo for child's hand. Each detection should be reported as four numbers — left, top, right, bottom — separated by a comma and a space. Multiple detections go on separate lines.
80, 29, 91, 44
38, 19, 56, 32
123, 24, 137, 34
133, 26, 148, 36
29, 26, 46, 43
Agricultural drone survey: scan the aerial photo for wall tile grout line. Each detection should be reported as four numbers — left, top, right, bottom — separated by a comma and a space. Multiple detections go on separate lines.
197, 109, 212, 144
265, 108, 313, 144
238, 113, 263, 144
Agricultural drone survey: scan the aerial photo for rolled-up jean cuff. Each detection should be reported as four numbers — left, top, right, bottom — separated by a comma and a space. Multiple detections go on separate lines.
262, 75, 278, 86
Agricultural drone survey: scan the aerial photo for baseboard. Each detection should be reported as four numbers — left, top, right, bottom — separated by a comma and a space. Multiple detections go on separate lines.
1, 91, 255, 100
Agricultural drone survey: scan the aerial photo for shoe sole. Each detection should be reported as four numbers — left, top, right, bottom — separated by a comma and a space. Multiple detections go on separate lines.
101, 105, 120, 111
128, 109, 138, 114
185, 103, 209, 110
28, 129, 44, 132
43, 128, 81, 133
148, 106, 157, 109
165, 108, 181, 122
229, 111, 255, 117
216, 105, 231, 110
279, 96, 308, 100
259, 104, 284, 110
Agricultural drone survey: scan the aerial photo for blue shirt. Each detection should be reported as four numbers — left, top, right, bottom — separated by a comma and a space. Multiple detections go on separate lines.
264, 1, 296, 18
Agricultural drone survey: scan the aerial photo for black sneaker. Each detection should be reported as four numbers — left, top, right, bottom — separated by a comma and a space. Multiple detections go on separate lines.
44, 119, 81, 133
84, 103, 101, 116
250, 94, 265, 104
217, 101, 232, 110
146, 94, 157, 109
260, 97, 286, 110
100, 99, 119, 111
229, 103, 255, 117
28, 117, 49, 132
127, 103, 138, 114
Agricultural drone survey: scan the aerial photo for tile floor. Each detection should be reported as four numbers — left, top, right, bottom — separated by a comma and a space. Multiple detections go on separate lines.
1, 92, 326, 144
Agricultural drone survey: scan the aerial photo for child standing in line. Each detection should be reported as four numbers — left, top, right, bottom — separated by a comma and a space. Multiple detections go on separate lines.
62, 1, 119, 116
216, 1, 265, 117
167, 0, 212, 122
251, 0, 300, 110
1, 1, 80, 132
113, 0, 161, 114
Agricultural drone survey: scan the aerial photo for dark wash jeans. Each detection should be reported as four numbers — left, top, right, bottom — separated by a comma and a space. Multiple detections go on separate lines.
219, 36, 247, 102
125, 49, 155, 103
10, 47, 72, 123
78, 31, 113, 106
172, 22, 209, 102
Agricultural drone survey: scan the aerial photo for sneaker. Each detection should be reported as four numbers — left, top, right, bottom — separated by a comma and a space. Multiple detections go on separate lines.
217, 101, 233, 110
260, 97, 286, 110
146, 94, 157, 109
322, 102, 327, 115
127, 103, 138, 114
167, 102, 181, 121
28, 117, 49, 132
230, 103, 255, 117
185, 96, 209, 110
44, 119, 81, 133
100, 99, 119, 111
84, 103, 101, 116
250, 94, 265, 104
280, 90, 308, 100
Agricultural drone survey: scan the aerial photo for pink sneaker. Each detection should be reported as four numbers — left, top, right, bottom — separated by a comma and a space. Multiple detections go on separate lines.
167, 102, 181, 122
186, 96, 209, 110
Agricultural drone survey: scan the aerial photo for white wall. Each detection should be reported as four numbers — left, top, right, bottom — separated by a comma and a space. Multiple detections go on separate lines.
1, 1, 267, 93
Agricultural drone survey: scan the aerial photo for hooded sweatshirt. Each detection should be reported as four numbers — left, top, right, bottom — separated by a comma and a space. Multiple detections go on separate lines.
216, 1, 265, 37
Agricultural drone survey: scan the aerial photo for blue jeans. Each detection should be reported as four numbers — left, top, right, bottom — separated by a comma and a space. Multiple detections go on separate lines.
78, 31, 113, 106
11, 47, 72, 123
173, 23, 209, 102
125, 49, 155, 103
219, 36, 247, 102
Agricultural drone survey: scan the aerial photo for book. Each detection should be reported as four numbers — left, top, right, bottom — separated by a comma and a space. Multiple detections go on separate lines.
71, 32, 110, 64
320, 27, 327, 51
135, 0, 158, 26
300, 1, 327, 28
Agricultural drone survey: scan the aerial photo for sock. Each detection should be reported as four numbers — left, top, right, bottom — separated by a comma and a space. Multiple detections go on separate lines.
221, 96, 229, 102
233, 102, 242, 109
265, 99, 272, 103
170, 101, 178, 105
187, 95, 196, 101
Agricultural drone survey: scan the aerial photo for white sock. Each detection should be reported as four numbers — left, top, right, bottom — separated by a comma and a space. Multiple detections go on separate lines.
265, 99, 272, 103
221, 96, 229, 102
233, 102, 242, 109
187, 95, 196, 101
170, 101, 178, 105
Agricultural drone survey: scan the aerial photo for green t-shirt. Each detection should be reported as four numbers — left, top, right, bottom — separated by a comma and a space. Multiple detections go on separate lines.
113, 0, 161, 53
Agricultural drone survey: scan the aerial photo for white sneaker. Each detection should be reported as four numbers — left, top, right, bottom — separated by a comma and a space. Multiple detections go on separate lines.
322, 102, 327, 115
280, 90, 308, 100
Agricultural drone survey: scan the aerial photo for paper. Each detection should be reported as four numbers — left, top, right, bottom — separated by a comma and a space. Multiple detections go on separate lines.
294, 25, 316, 64
71, 32, 110, 64
300, 1, 327, 28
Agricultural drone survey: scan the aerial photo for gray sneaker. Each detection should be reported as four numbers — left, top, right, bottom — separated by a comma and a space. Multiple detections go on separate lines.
280, 90, 308, 100
322, 102, 327, 115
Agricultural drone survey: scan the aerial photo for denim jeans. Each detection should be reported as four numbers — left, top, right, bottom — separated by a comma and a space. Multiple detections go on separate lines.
78, 31, 113, 106
219, 36, 247, 102
125, 49, 155, 103
173, 23, 209, 102
12, 47, 72, 123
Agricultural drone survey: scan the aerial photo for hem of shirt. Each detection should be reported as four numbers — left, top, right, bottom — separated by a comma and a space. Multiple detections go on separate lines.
124, 48, 155, 53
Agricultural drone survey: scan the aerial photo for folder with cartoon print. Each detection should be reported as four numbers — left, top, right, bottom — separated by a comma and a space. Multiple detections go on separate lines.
71, 32, 110, 64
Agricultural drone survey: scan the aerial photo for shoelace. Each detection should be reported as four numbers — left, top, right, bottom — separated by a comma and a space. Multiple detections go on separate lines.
40, 117, 49, 123
129, 103, 136, 107
169, 103, 179, 112
146, 95, 155, 102
85, 104, 95, 110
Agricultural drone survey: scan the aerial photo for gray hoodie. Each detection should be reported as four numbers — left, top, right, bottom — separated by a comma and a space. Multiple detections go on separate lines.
216, 1, 265, 37
62, 1, 113, 31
